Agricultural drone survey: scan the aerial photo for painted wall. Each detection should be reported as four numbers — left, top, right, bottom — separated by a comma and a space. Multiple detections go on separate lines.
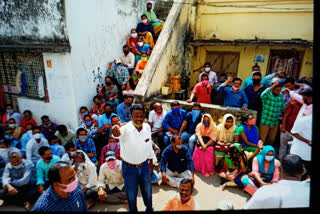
189, 45, 313, 87
194, 0, 313, 41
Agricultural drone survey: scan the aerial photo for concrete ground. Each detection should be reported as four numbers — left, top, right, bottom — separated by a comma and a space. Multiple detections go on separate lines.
0, 171, 250, 212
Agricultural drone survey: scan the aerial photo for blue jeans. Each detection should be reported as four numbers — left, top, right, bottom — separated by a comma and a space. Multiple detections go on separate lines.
181, 132, 197, 155
163, 134, 171, 146
122, 161, 153, 212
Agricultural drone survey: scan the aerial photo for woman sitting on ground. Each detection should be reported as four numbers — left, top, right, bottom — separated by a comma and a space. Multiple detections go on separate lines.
98, 76, 119, 108
90, 96, 106, 116
134, 37, 151, 64
215, 113, 238, 172
239, 114, 263, 152
122, 70, 140, 96
126, 29, 139, 55
144, 2, 164, 36
192, 114, 217, 177
135, 52, 149, 76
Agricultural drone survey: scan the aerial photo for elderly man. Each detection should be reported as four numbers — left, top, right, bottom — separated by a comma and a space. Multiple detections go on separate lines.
161, 178, 199, 211
160, 135, 195, 188
32, 161, 88, 212
0, 148, 37, 211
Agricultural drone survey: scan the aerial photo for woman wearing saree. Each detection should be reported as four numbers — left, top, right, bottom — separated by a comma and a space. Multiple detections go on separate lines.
144, 2, 164, 36
192, 114, 217, 177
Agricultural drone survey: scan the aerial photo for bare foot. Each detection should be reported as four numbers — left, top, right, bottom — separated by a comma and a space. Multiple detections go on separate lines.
220, 184, 227, 191
24, 201, 31, 211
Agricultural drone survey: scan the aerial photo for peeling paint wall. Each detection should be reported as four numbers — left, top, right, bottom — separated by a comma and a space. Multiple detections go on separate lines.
0, 0, 68, 45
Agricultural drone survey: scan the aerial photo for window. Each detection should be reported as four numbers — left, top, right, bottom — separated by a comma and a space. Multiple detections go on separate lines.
206, 51, 240, 78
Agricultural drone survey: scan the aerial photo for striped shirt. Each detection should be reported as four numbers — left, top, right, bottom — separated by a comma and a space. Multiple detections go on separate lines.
260, 88, 285, 127
75, 138, 97, 163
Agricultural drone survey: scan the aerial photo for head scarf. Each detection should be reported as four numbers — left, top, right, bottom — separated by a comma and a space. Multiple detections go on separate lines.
195, 113, 217, 141
225, 143, 248, 170
217, 113, 235, 143
256, 145, 276, 181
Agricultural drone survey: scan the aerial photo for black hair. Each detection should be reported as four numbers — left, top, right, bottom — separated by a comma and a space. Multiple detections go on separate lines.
281, 154, 304, 177
171, 135, 181, 143
38, 146, 50, 156
48, 161, 72, 184
204, 62, 211, 66
23, 110, 32, 115
80, 106, 88, 112
232, 77, 242, 84
284, 77, 295, 85
201, 73, 209, 79
147, 2, 152, 6
111, 115, 120, 120
170, 101, 180, 107
104, 103, 113, 109
241, 113, 250, 123
124, 94, 134, 100
123, 44, 129, 49
0, 138, 11, 147
252, 72, 262, 78
131, 28, 136, 33
141, 14, 147, 19
8, 118, 16, 123
130, 104, 145, 114
3, 127, 12, 133
180, 178, 194, 190
76, 128, 87, 136
84, 114, 92, 120
32, 126, 42, 132
64, 142, 76, 151
57, 125, 67, 133
93, 96, 102, 102
41, 115, 49, 121
48, 135, 58, 142
5, 104, 13, 108
192, 102, 202, 109
252, 63, 260, 70
219, 73, 227, 78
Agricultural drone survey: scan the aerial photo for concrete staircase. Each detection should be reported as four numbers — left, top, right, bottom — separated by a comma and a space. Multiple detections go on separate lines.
154, 0, 174, 22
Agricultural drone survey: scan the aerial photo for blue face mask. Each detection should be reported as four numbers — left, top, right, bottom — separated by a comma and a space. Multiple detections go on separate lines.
172, 108, 180, 114
192, 109, 201, 122
219, 79, 226, 83
4, 135, 13, 141
203, 121, 210, 127
85, 121, 93, 126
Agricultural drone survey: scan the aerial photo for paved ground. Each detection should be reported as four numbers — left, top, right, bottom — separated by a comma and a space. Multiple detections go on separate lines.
0, 171, 250, 212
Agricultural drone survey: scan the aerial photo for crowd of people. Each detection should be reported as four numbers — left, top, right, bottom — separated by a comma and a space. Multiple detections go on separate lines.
0, 2, 312, 212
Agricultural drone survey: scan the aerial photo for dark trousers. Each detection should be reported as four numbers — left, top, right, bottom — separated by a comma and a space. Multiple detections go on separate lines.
122, 160, 152, 212
0, 184, 38, 205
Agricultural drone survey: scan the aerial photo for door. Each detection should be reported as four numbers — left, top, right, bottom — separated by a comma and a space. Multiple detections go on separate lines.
266, 50, 304, 79
206, 51, 240, 78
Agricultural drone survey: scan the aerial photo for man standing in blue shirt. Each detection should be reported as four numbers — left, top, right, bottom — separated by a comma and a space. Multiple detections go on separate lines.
218, 77, 248, 110
116, 94, 134, 123
162, 102, 187, 146
32, 161, 88, 212
160, 135, 195, 188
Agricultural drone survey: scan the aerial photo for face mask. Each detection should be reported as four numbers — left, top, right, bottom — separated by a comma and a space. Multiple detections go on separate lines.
105, 111, 112, 117
45, 156, 53, 161
253, 79, 261, 85
132, 75, 138, 80
175, 144, 183, 149
172, 108, 180, 114
125, 102, 133, 107
85, 121, 93, 126
132, 120, 143, 128
6, 109, 14, 115
70, 151, 76, 157
105, 82, 112, 86
60, 177, 78, 193
202, 80, 209, 86
192, 109, 201, 122
248, 119, 255, 126
4, 135, 13, 141
205, 67, 210, 72
82, 112, 89, 116
109, 142, 118, 151
141, 57, 148, 61
34, 133, 42, 140
141, 19, 148, 24
303, 98, 309, 105
138, 42, 144, 47
203, 121, 210, 127
79, 136, 87, 142
124, 50, 129, 55
95, 101, 102, 105
44, 122, 52, 127
24, 116, 31, 120
131, 33, 138, 38
232, 85, 240, 91
147, 7, 152, 11
265, 155, 274, 162
219, 79, 226, 83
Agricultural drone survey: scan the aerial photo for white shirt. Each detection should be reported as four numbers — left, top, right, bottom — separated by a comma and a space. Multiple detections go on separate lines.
198, 71, 218, 86
26, 138, 49, 164
290, 114, 312, 161
148, 110, 167, 132
75, 161, 97, 189
245, 180, 310, 209
61, 153, 73, 164
115, 121, 154, 164
120, 52, 135, 68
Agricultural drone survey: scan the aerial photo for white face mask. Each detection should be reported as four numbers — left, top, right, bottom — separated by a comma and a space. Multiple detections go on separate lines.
33, 133, 42, 140
138, 42, 144, 47
131, 33, 138, 38
265, 155, 274, 161
205, 67, 210, 72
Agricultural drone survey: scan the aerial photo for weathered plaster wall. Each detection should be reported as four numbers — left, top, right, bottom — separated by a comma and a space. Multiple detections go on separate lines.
0, 0, 68, 45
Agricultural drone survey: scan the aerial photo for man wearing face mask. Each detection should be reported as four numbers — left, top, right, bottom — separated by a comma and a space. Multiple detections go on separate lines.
117, 94, 134, 123
198, 62, 218, 87
244, 72, 267, 125
32, 161, 88, 212
0, 139, 11, 187
74, 128, 97, 165
120, 45, 135, 74
61, 142, 77, 164
26, 126, 49, 166
160, 135, 195, 188
212, 73, 229, 105
162, 102, 187, 147
3, 127, 22, 149
1, 104, 21, 127
40, 115, 59, 139
187, 73, 212, 104
218, 77, 249, 110
55, 125, 76, 147
36, 146, 61, 195
0, 148, 37, 211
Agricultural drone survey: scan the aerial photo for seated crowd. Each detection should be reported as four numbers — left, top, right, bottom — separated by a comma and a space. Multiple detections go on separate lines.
0, 4, 312, 211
